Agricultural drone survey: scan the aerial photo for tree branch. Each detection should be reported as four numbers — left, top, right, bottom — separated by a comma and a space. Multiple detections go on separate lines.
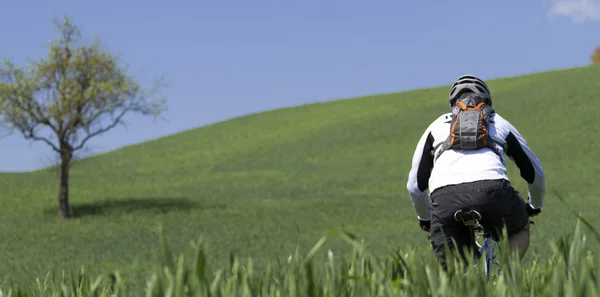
23, 124, 60, 153
72, 107, 130, 151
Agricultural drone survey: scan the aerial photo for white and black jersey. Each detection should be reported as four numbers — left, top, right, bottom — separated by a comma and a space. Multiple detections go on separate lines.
406, 112, 546, 221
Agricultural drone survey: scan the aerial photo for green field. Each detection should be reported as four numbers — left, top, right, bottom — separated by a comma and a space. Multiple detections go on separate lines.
2, 65, 600, 289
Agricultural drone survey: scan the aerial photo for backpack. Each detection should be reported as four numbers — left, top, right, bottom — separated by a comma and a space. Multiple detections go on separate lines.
434, 93, 503, 162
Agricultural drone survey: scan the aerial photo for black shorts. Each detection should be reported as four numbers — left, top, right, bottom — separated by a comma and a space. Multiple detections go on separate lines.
429, 178, 529, 264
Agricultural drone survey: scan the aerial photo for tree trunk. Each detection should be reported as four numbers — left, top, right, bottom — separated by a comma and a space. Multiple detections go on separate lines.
58, 150, 72, 219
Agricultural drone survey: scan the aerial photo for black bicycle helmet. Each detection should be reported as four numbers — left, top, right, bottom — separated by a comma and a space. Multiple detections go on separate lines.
448, 74, 492, 106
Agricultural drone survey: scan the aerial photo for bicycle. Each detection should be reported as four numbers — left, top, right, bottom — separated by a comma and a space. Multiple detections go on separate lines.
453, 209, 535, 280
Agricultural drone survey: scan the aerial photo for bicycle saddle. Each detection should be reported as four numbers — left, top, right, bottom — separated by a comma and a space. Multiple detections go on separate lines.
454, 209, 482, 225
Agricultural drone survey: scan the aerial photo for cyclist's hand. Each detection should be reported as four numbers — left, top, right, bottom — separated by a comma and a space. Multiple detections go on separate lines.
419, 219, 431, 232
526, 201, 541, 217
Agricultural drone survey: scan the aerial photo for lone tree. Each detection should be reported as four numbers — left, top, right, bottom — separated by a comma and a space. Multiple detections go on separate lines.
591, 45, 600, 64
0, 16, 167, 219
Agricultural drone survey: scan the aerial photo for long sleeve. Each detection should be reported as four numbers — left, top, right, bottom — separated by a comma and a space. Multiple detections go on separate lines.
504, 123, 546, 209
406, 126, 436, 220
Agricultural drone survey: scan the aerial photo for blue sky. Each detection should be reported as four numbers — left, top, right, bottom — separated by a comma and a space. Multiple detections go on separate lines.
0, 0, 598, 172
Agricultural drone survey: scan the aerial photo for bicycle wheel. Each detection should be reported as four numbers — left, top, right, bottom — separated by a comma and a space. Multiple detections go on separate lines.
484, 253, 492, 279
482, 239, 494, 279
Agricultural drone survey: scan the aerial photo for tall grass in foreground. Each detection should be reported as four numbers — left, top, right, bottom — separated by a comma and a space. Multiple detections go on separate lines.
1, 219, 599, 297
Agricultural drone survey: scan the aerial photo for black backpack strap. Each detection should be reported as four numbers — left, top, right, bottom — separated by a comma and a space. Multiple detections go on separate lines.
433, 139, 449, 163
489, 135, 508, 162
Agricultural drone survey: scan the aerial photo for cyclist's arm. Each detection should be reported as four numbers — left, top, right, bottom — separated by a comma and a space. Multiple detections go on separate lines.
505, 123, 546, 209
406, 126, 435, 221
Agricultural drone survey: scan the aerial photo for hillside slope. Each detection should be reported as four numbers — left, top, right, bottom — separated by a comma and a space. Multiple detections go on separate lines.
1, 65, 599, 284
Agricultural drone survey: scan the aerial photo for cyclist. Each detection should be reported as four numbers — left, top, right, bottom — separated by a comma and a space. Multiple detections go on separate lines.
406, 74, 545, 269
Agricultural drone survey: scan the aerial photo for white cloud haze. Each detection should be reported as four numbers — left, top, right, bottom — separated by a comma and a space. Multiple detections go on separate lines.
548, 0, 600, 23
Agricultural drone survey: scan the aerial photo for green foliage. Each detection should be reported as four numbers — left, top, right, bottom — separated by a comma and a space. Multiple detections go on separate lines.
1, 221, 598, 297
0, 15, 166, 153
591, 45, 600, 64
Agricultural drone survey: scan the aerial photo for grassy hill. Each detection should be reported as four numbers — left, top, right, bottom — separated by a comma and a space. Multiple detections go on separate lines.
1, 65, 599, 287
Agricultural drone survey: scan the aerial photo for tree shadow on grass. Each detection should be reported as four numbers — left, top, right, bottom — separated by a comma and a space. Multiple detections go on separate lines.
43, 197, 226, 218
